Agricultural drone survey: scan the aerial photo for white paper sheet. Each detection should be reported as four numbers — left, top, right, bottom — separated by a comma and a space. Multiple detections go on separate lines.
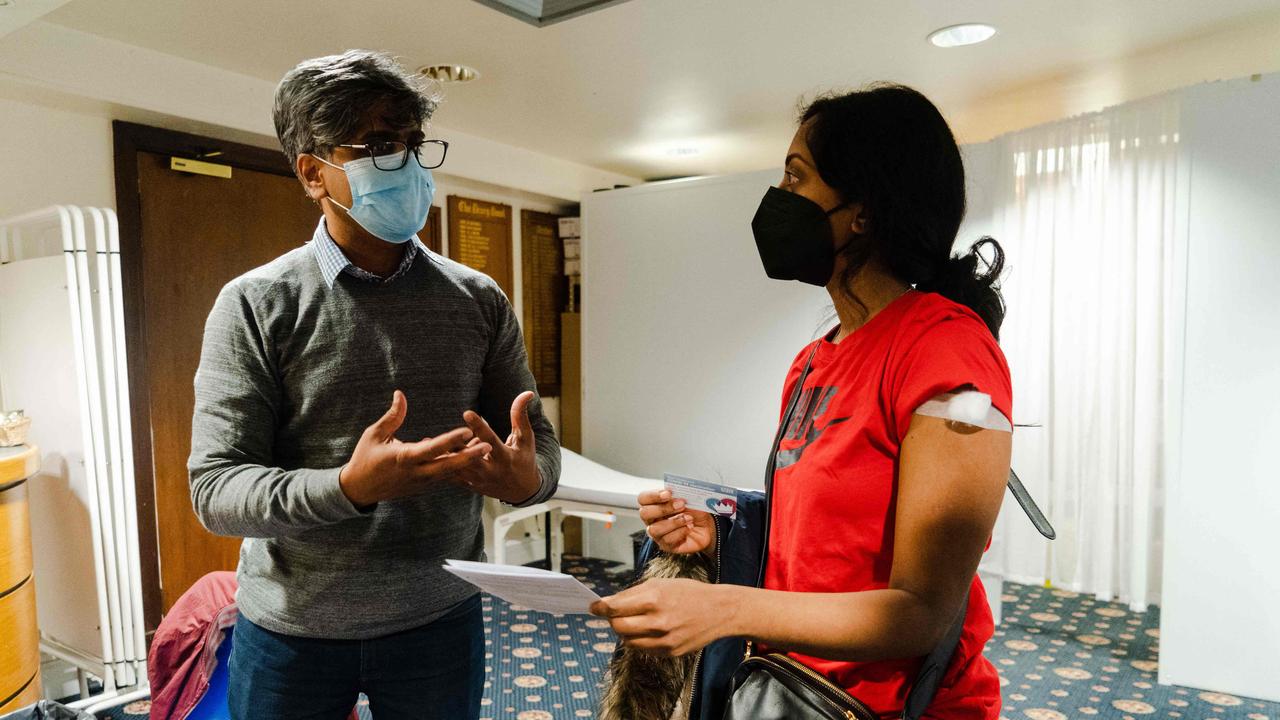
443, 559, 603, 615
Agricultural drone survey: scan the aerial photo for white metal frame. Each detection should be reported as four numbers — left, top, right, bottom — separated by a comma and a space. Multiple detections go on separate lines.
489, 498, 638, 572
0, 206, 150, 712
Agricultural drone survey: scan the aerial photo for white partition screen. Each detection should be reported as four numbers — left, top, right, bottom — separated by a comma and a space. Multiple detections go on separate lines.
1159, 75, 1280, 703
581, 172, 831, 488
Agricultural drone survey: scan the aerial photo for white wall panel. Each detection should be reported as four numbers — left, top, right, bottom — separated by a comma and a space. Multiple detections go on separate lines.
1159, 75, 1280, 702
581, 171, 830, 487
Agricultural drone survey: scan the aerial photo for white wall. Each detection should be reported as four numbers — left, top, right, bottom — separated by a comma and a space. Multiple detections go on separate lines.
0, 93, 115, 409
1158, 74, 1280, 702
0, 255, 106, 662
0, 94, 115, 222
948, 9, 1280, 146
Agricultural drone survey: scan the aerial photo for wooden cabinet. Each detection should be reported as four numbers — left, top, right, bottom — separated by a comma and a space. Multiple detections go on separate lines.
0, 445, 41, 712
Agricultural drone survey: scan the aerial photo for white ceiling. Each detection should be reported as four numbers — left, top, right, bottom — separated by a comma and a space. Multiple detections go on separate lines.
43, 0, 1280, 179
0, 0, 71, 37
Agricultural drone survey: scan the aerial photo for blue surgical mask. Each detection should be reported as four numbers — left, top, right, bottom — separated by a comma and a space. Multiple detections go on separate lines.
317, 153, 435, 244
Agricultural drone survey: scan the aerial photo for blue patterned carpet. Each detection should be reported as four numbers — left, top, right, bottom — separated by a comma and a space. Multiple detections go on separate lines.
988, 583, 1275, 720
96, 557, 1277, 720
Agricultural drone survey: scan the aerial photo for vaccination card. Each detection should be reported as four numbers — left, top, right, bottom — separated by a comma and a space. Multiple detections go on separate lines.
663, 473, 739, 519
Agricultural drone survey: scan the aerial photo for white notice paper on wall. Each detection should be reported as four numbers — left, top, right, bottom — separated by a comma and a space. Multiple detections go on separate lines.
443, 559, 603, 615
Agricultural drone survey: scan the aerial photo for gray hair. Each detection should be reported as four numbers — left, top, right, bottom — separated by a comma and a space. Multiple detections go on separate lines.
273, 49, 440, 168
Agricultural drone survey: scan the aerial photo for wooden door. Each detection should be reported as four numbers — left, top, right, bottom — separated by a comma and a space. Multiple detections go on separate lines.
115, 123, 322, 627
133, 149, 317, 614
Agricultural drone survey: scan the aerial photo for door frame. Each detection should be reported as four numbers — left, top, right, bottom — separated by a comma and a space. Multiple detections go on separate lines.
111, 121, 294, 632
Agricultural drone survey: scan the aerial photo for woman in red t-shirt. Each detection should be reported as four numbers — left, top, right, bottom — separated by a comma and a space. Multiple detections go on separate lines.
592, 84, 1012, 719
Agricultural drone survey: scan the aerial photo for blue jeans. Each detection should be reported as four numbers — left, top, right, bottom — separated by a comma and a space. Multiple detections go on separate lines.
228, 595, 484, 720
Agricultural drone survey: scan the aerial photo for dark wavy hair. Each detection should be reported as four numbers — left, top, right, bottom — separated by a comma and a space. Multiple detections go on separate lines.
801, 84, 1006, 339
273, 50, 439, 168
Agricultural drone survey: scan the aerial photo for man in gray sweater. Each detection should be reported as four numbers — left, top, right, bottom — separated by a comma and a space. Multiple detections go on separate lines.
188, 50, 560, 720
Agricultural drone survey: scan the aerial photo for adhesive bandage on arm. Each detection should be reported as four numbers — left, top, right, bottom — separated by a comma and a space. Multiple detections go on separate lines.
913, 390, 1012, 432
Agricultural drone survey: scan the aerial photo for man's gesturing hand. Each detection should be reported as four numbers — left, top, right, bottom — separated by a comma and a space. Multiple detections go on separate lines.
451, 391, 542, 504
339, 390, 492, 508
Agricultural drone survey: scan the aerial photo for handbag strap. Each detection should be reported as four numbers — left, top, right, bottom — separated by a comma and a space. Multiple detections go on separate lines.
754, 340, 822, 589
901, 597, 967, 720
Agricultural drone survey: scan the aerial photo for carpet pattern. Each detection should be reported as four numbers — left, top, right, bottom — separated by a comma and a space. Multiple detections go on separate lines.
988, 583, 1275, 720
95, 556, 1277, 719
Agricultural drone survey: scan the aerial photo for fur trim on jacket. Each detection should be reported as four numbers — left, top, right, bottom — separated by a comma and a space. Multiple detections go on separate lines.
598, 551, 713, 720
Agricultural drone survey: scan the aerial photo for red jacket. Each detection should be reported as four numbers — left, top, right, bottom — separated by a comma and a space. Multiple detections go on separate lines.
147, 572, 359, 720
147, 572, 239, 720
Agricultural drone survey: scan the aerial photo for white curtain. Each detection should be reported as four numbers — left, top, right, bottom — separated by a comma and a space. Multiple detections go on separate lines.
986, 94, 1181, 611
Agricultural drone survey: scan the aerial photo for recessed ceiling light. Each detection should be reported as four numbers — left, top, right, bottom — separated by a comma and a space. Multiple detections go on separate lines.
419, 64, 480, 83
928, 23, 997, 48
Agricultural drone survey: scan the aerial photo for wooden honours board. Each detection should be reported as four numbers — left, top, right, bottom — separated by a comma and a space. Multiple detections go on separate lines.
521, 210, 565, 396
448, 196, 513, 299
419, 205, 442, 254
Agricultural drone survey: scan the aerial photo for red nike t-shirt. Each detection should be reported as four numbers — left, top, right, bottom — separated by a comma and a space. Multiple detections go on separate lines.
763, 290, 1010, 719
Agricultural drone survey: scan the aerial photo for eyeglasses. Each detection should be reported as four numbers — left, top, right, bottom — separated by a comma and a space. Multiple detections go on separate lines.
335, 139, 449, 170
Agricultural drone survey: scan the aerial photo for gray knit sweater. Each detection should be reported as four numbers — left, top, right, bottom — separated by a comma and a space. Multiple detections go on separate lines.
188, 240, 559, 639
